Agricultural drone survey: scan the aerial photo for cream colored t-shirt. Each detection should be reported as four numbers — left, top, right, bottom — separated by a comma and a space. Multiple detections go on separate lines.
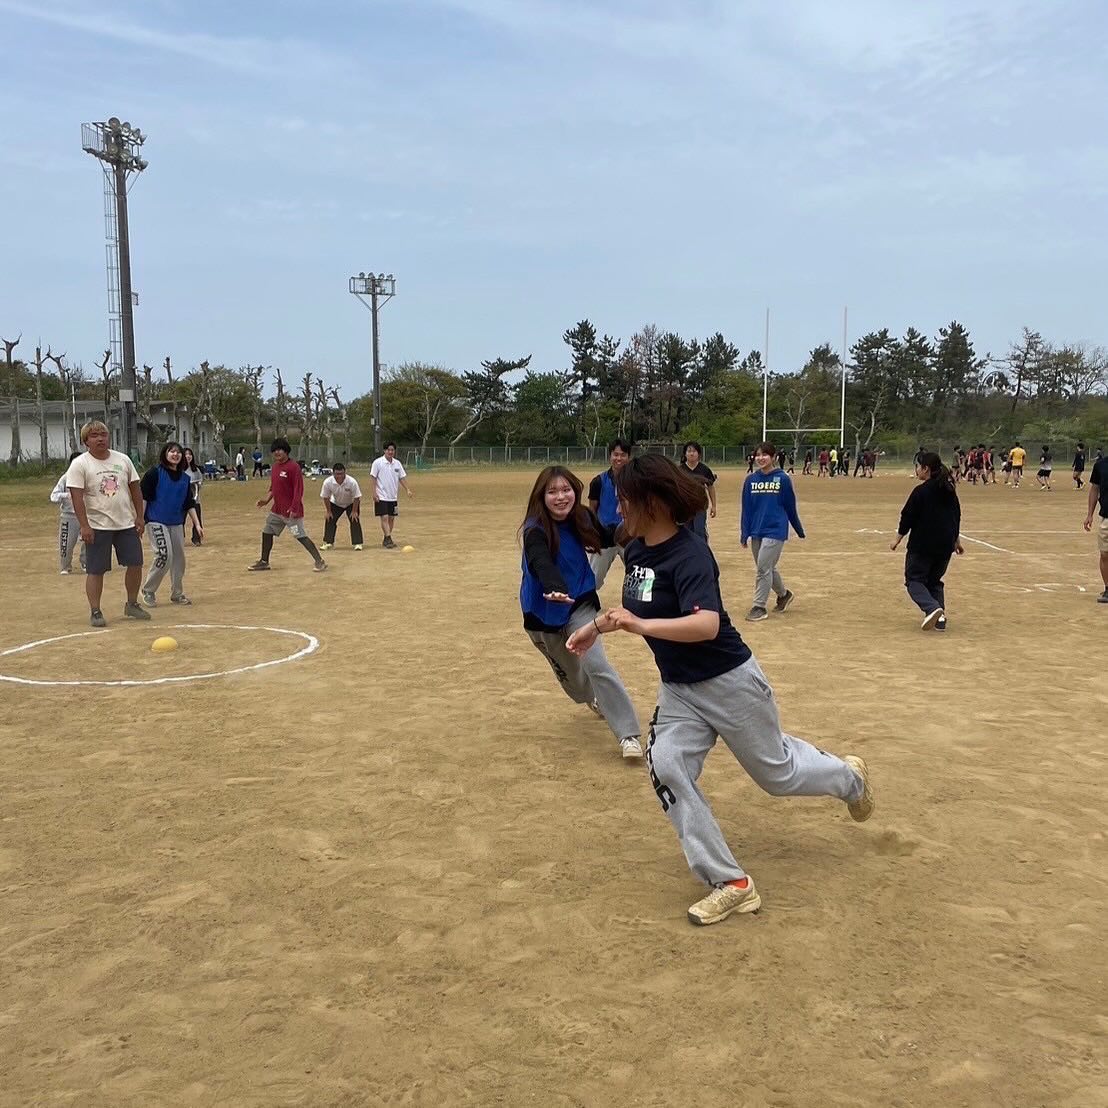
65, 449, 140, 530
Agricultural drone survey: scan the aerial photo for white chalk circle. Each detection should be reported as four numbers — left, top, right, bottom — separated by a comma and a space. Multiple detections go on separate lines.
0, 624, 319, 687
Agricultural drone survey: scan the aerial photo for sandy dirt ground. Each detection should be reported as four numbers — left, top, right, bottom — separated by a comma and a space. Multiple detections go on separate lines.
0, 464, 1105, 1107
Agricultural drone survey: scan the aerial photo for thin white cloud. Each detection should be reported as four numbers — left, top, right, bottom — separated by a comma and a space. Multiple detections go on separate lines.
0, 0, 340, 77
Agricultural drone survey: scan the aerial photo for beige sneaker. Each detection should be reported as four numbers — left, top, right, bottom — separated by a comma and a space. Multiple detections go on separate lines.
843, 755, 874, 822
619, 736, 644, 760
687, 878, 761, 926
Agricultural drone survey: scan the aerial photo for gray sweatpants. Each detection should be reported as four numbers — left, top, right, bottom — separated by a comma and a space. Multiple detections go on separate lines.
645, 656, 863, 887
589, 545, 623, 591
527, 603, 641, 744
750, 537, 786, 608
59, 512, 86, 572
143, 522, 187, 600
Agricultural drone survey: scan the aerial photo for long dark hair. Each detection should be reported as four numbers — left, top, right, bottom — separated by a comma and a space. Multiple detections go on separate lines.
159, 441, 185, 474
519, 466, 603, 555
615, 453, 709, 525
182, 447, 199, 473
917, 451, 956, 494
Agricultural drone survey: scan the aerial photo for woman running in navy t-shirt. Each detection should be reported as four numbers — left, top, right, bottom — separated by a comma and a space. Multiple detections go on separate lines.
568, 453, 873, 926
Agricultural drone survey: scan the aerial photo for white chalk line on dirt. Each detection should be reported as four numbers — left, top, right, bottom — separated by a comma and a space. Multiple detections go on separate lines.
0, 624, 319, 687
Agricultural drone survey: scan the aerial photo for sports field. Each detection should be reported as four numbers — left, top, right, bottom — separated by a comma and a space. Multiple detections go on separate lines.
1, 467, 1104, 1107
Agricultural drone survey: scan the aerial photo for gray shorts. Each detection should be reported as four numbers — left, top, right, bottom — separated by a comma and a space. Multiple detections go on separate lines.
263, 512, 308, 539
86, 528, 144, 575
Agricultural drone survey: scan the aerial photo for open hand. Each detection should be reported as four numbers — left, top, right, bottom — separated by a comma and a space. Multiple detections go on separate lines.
543, 591, 574, 604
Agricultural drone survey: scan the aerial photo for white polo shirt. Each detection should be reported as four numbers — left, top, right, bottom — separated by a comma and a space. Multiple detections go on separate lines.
320, 474, 362, 508
370, 456, 406, 501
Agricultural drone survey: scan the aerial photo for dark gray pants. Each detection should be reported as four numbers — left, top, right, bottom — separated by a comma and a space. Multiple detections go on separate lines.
904, 549, 950, 615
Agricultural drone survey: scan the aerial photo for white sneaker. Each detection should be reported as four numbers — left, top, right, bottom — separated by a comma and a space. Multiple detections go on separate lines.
619, 736, 644, 760
320, 542, 333, 550
354, 544, 363, 550
687, 878, 761, 926
921, 608, 944, 630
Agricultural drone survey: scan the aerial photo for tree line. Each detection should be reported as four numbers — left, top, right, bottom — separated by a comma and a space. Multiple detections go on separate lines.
2, 319, 1105, 466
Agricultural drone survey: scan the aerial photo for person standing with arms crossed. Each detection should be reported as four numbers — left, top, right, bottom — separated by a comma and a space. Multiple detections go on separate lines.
319, 462, 364, 550
370, 442, 413, 549
1082, 451, 1108, 603
65, 420, 151, 627
566, 454, 872, 926
248, 437, 327, 572
587, 437, 631, 589
740, 441, 803, 622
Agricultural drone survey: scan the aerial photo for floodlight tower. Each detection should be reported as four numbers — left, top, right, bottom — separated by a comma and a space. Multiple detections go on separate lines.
82, 117, 148, 456
348, 272, 396, 456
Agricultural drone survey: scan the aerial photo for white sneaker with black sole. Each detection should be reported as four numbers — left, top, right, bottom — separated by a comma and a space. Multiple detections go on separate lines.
921, 608, 944, 630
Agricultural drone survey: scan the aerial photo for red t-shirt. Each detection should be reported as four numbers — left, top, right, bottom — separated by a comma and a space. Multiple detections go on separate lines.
270, 460, 304, 518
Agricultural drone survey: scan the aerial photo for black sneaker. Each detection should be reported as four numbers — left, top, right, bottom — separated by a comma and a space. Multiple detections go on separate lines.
1098, 589, 1108, 605
90, 608, 107, 628
774, 590, 795, 613
745, 606, 769, 622
247, 560, 271, 571
124, 601, 151, 621
936, 615, 947, 631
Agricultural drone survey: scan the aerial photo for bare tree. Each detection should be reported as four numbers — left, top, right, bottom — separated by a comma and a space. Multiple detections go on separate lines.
29, 343, 53, 463
45, 348, 76, 453
315, 376, 334, 460
328, 386, 351, 460
162, 355, 174, 386
96, 349, 114, 425
299, 373, 315, 459
243, 365, 266, 448
274, 368, 288, 436
2, 333, 22, 464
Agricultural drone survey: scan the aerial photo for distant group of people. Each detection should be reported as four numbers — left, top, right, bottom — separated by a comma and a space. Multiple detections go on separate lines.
51, 424, 417, 625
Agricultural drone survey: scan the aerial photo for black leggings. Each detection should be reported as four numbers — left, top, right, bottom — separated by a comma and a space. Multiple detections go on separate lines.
191, 502, 203, 544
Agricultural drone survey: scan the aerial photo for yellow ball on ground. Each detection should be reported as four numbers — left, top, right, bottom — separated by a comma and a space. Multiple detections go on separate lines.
401, 545, 415, 553
151, 636, 178, 653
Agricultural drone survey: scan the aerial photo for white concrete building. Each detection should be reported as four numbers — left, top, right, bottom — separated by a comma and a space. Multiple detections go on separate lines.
0, 399, 226, 462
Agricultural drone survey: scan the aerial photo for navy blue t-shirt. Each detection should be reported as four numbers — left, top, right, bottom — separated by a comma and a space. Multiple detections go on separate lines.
622, 527, 751, 684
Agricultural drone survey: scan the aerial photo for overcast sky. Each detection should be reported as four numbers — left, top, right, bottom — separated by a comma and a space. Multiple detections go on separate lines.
2, 0, 1106, 396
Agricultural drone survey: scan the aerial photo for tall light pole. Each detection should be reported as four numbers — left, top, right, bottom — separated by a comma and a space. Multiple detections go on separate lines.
348, 272, 396, 456
82, 117, 148, 457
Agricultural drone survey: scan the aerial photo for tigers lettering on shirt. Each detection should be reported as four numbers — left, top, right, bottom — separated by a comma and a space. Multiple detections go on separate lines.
749, 476, 783, 494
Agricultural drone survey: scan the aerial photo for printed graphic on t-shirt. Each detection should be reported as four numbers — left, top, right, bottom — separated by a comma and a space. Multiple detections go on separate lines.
99, 473, 121, 497
624, 565, 655, 603
749, 477, 782, 494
